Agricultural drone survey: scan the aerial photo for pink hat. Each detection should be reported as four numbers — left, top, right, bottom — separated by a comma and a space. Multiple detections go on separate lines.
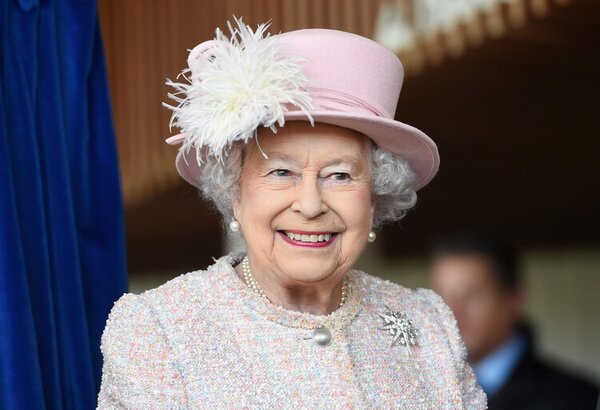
165, 21, 439, 190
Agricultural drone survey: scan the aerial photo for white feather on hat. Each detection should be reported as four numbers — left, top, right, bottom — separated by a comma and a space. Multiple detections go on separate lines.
163, 17, 316, 165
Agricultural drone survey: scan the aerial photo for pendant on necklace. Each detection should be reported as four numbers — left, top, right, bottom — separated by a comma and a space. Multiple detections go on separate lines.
379, 305, 418, 351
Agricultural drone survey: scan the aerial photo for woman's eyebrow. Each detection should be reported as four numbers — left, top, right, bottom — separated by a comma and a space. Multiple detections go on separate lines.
322, 156, 362, 170
263, 152, 301, 166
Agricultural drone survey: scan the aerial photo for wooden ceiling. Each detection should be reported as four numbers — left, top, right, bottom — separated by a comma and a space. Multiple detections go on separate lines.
382, 0, 600, 256
98, 0, 599, 272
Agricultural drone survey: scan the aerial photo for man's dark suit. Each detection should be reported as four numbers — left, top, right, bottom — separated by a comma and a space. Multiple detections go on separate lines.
487, 328, 599, 410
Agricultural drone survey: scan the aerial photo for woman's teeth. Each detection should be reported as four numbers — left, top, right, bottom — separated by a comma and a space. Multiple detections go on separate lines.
284, 232, 332, 243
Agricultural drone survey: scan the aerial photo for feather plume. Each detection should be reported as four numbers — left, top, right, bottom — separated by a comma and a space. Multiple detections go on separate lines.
164, 17, 315, 164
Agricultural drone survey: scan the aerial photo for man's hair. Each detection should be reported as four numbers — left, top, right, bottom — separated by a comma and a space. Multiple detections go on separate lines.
431, 231, 521, 291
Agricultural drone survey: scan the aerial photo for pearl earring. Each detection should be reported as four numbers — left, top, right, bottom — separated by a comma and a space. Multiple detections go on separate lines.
367, 231, 376, 243
229, 220, 240, 232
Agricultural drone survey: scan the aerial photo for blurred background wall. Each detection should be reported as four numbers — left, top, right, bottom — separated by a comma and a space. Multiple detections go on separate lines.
98, 0, 599, 382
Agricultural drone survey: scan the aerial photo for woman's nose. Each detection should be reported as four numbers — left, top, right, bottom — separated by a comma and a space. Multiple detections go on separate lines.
290, 176, 328, 219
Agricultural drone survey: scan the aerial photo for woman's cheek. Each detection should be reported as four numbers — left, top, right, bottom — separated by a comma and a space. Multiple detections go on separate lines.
245, 186, 295, 227
332, 185, 372, 223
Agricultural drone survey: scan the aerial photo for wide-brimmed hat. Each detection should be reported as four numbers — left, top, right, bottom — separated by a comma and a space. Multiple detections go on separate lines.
164, 19, 439, 190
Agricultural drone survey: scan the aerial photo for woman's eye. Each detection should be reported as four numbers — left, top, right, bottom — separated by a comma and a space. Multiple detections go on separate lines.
270, 169, 291, 177
331, 172, 350, 181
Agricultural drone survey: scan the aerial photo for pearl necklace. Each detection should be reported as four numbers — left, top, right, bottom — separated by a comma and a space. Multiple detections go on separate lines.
241, 256, 349, 309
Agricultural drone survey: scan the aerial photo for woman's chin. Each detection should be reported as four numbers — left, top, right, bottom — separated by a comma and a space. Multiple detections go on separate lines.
273, 243, 342, 283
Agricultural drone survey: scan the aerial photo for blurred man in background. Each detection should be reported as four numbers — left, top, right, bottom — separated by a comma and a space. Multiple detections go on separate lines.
430, 233, 599, 409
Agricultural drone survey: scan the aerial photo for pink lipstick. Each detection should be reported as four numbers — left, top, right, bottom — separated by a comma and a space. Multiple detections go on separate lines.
278, 230, 338, 248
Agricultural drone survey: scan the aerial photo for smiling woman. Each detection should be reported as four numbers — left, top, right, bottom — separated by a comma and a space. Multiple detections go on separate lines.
97, 18, 487, 409
234, 123, 373, 315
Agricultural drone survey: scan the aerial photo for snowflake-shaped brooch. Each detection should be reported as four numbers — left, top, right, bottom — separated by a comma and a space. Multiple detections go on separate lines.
379, 305, 418, 352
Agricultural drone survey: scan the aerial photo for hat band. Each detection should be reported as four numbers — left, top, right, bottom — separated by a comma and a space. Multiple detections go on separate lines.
165, 88, 391, 147
289, 87, 391, 119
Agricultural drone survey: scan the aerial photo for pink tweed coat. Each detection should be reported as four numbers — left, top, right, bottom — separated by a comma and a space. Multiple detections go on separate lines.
97, 254, 487, 409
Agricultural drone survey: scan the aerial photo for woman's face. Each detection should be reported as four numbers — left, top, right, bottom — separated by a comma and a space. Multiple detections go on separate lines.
234, 122, 373, 286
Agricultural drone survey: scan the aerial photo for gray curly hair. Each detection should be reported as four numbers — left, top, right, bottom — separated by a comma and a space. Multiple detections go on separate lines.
198, 137, 417, 230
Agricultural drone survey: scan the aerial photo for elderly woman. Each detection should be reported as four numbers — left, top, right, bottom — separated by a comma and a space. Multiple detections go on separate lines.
97, 19, 486, 409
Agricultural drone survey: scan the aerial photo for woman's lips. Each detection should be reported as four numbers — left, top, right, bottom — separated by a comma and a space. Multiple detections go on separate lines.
278, 230, 338, 248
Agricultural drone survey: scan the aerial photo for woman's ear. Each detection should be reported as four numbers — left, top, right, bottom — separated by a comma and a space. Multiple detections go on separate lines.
233, 197, 241, 223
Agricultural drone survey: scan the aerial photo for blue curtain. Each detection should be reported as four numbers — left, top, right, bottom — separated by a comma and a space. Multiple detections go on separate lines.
0, 0, 128, 408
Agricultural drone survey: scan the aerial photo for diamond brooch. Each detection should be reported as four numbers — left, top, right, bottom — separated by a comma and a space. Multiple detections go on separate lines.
379, 305, 418, 351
